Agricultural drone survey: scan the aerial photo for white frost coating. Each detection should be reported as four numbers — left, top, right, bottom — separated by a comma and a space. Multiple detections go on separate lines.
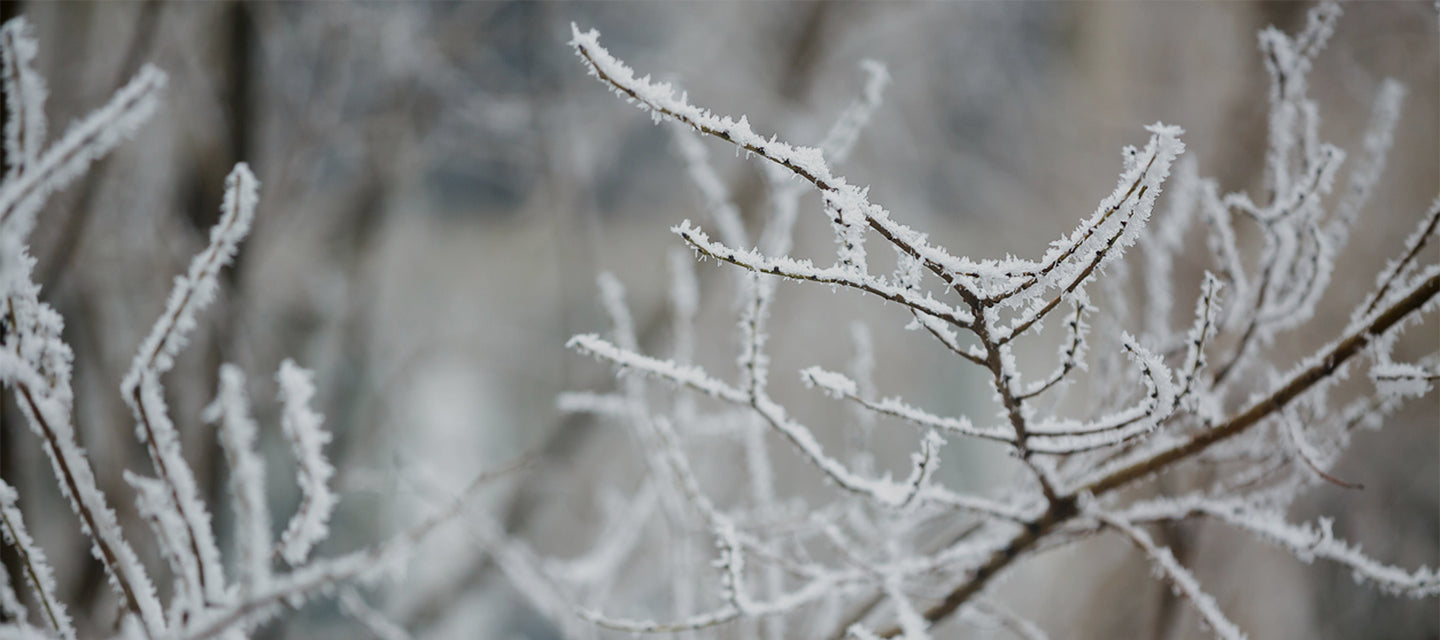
738, 273, 776, 394
799, 366, 1014, 443
824, 190, 870, 274
0, 18, 48, 180
1117, 496, 1440, 598
1095, 511, 1246, 640
568, 333, 748, 403
0, 353, 165, 634
898, 431, 945, 509
132, 373, 228, 606
570, 25, 829, 185
123, 163, 259, 388
571, 25, 1014, 290
0, 64, 165, 239
1353, 197, 1440, 327
0, 481, 74, 640
999, 124, 1186, 336
276, 359, 337, 565
0, 58, 174, 625
125, 471, 204, 615
118, 165, 259, 609
1175, 273, 1223, 407
203, 364, 272, 594
677, 220, 974, 327
1369, 362, 1434, 399
885, 576, 931, 640
1023, 337, 1176, 454
1019, 294, 1092, 399
751, 392, 920, 509
800, 366, 858, 399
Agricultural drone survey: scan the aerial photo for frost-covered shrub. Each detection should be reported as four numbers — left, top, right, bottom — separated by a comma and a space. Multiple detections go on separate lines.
536, 3, 1438, 638
0, 17, 500, 640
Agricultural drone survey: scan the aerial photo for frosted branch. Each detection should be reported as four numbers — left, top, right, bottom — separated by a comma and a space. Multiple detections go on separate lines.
0, 18, 47, 180
202, 365, 272, 594
1116, 496, 1440, 598
275, 359, 337, 566
800, 366, 1014, 444
1093, 511, 1245, 640
0, 481, 73, 640
567, 333, 748, 403
677, 221, 974, 328
0, 64, 164, 238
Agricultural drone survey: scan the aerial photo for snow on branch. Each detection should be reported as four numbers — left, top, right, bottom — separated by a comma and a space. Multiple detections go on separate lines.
275, 359, 337, 566
0, 341, 166, 635
571, 25, 1021, 294
677, 220, 975, 328
1355, 196, 1440, 323
800, 366, 1015, 444
0, 36, 176, 630
990, 125, 1185, 310
0, 61, 164, 238
1369, 361, 1437, 400
124, 164, 258, 387
203, 365, 272, 595
1022, 337, 1176, 455
1017, 295, 1092, 400
1115, 496, 1440, 598
119, 163, 261, 610
0, 481, 74, 640
568, 332, 749, 403
0, 18, 47, 180
1093, 510, 1245, 640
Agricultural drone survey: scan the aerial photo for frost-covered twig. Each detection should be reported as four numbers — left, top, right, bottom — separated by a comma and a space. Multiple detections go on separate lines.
274, 360, 337, 566
119, 163, 259, 609
800, 366, 1014, 444
0, 18, 46, 181
677, 221, 975, 329
202, 365, 272, 595
1092, 511, 1245, 640
1113, 496, 1440, 597
0, 481, 74, 640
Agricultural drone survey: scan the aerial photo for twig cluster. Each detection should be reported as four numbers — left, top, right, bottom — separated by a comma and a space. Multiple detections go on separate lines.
0, 17, 513, 640
535, 3, 1438, 638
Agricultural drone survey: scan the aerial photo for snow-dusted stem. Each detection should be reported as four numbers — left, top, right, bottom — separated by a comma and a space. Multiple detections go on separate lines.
0, 481, 74, 640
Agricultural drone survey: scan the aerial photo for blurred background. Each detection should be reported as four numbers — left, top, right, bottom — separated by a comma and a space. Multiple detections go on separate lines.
0, 1, 1435, 638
